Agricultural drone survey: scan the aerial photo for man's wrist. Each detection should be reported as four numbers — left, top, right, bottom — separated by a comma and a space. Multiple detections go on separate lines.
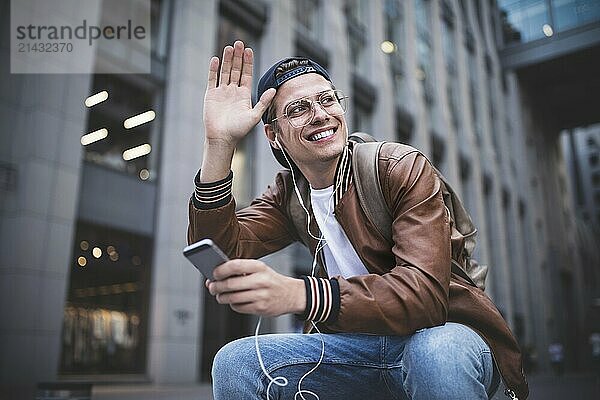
289, 277, 307, 315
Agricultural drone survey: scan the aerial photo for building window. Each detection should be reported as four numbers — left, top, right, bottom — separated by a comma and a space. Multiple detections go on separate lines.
295, 0, 322, 40
553, 0, 600, 34
396, 107, 414, 144
346, 0, 369, 76
352, 75, 376, 134
431, 134, 446, 175
415, 0, 434, 107
487, 68, 501, 159
442, 16, 461, 131
498, 0, 551, 44
468, 55, 482, 146
82, 75, 162, 180
353, 104, 372, 133
384, 0, 406, 104
198, 9, 264, 382
592, 171, 600, 186
215, 15, 261, 208
60, 222, 152, 374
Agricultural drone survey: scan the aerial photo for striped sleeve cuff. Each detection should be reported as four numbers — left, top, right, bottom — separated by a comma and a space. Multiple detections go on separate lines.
192, 170, 233, 210
299, 276, 340, 323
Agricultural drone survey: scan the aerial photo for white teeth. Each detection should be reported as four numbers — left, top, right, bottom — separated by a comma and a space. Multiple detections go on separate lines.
309, 129, 334, 141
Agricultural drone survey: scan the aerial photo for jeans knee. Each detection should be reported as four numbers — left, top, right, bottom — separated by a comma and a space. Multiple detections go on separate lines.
212, 337, 258, 386
398, 324, 492, 399
405, 324, 484, 367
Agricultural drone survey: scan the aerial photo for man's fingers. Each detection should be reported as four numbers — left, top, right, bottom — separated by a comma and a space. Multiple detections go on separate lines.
240, 47, 254, 88
209, 273, 264, 296
220, 45, 234, 85
253, 88, 276, 120
207, 56, 219, 89
229, 41, 244, 86
212, 259, 265, 281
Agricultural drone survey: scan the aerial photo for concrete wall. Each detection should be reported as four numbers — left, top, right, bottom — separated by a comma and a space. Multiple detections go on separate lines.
0, 3, 94, 397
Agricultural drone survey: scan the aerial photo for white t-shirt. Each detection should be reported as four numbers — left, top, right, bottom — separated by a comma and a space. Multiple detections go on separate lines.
310, 185, 369, 278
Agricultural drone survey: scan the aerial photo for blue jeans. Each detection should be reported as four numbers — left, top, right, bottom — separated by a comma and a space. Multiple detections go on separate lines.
212, 322, 500, 399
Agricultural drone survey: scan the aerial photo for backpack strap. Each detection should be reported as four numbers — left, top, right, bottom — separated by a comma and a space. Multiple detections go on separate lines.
352, 141, 393, 242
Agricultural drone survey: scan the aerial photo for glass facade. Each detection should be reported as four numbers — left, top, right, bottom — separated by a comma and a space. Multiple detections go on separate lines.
59, 0, 169, 376
414, 0, 435, 106
384, 0, 407, 104
500, 0, 600, 45
82, 74, 162, 180
442, 12, 461, 133
60, 222, 152, 374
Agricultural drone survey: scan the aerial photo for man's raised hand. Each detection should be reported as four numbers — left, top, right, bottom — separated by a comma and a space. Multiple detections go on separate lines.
203, 40, 276, 147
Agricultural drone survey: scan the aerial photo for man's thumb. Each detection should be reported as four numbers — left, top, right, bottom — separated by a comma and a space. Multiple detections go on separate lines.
254, 88, 276, 118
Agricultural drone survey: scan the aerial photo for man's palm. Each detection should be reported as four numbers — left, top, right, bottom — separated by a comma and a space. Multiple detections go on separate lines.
202, 42, 275, 146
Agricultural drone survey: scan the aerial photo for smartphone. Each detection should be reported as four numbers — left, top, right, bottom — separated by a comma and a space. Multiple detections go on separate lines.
183, 238, 229, 280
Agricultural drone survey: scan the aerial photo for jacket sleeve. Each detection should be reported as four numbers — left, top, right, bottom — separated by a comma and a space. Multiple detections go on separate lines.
324, 150, 452, 335
187, 170, 299, 259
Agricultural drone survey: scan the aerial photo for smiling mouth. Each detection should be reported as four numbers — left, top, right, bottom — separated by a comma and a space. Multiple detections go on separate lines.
307, 128, 335, 142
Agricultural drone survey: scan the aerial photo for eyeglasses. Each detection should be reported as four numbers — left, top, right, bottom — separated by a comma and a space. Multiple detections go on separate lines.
271, 90, 348, 128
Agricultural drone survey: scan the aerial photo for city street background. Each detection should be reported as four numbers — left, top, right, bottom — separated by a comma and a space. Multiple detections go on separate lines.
2, 0, 600, 398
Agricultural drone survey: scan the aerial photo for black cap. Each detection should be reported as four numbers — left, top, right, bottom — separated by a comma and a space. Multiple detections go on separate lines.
256, 57, 331, 124
256, 57, 331, 170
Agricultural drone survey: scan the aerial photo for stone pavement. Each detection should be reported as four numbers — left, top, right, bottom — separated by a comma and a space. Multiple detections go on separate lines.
92, 372, 599, 399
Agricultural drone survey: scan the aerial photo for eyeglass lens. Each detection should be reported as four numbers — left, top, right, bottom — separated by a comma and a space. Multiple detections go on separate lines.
285, 90, 347, 128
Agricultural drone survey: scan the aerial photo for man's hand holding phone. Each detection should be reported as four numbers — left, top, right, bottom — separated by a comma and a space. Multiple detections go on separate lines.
184, 238, 306, 317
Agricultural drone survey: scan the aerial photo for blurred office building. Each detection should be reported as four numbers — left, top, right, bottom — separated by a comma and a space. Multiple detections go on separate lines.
1, 0, 599, 396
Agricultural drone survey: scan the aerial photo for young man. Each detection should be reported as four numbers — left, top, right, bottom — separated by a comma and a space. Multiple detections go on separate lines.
188, 41, 528, 399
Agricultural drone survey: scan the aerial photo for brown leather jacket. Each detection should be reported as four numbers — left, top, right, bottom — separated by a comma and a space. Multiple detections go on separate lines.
188, 143, 528, 399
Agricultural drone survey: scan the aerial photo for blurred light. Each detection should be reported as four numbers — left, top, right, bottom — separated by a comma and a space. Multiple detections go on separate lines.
124, 110, 155, 129
542, 24, 553, 37
132, 256, 142, 266
77, 256, 87, 267
81, 128, 108, 146
415, 68, 426, 81
98, 286, 110, 295
80, 240, 89, 251
124, 282, 138, 292
92, 247, 102, 258
381, 40, 396, 54
107, 245, 116, 255
109, 252, 119, 262
84, 90, 108, 107
123, 143, 152, 161
139, 168, 150, 180
111, 284, 123, 294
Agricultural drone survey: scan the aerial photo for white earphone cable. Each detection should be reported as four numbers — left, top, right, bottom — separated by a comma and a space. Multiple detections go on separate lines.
255, 131, 345, 399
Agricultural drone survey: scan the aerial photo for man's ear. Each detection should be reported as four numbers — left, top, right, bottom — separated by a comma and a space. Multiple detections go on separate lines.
264, 124, 280, 149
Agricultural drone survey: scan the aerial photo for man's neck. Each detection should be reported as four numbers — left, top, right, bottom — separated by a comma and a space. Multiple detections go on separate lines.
300, 157, 339, 189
